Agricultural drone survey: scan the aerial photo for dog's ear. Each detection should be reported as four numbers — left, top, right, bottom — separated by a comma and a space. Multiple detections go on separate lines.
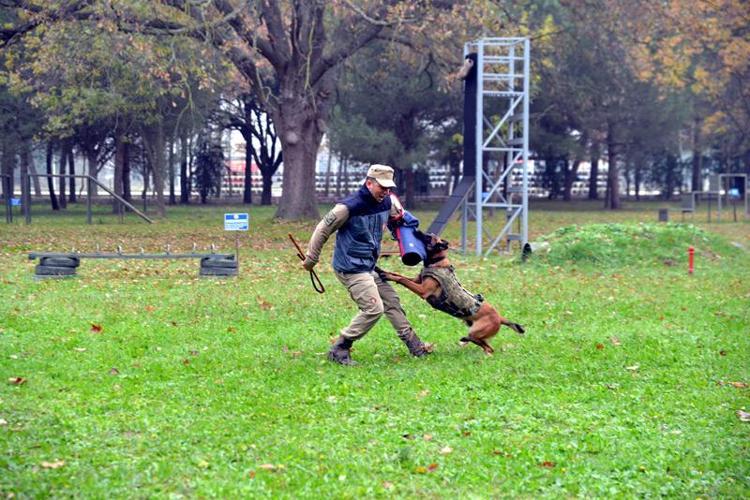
425, 232, 449, 252
414, 229, 431, 246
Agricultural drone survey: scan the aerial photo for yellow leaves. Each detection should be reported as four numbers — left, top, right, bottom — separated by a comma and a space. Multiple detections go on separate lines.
258, 463, 285, 472
41, 459, 65, 469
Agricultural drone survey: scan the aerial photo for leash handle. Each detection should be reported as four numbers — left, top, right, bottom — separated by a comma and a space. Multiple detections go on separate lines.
288, 233, 325, 294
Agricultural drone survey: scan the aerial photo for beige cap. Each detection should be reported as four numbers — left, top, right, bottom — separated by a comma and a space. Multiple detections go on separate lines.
366, 164, 396, 188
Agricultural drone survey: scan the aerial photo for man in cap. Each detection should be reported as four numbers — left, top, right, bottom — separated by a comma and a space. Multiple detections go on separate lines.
303, 164, 431, 365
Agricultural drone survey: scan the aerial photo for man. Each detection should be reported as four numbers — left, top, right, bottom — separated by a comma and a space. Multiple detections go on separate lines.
303, 164, 431, 365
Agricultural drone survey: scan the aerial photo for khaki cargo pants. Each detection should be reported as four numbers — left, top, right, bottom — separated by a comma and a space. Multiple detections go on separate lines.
335, 270, 412, 341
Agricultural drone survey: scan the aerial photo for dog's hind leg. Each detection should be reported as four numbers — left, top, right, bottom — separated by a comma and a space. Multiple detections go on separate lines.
460, 336, 494, 355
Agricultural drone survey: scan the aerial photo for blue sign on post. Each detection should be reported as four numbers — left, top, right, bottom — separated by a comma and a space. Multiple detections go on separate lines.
10, 198, 21, 207
224, 213, 249, 231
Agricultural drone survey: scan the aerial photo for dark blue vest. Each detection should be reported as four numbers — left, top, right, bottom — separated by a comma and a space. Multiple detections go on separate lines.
332, 185, 391, 274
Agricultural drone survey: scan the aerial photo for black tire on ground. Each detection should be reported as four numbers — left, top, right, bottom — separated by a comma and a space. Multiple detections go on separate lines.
40, 256, 80, 268
199, 267, 238, 277
200, 258, 238, 269
35, 265, 77, 276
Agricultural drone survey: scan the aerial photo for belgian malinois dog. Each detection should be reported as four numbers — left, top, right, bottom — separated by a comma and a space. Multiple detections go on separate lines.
378, 232, 524, 355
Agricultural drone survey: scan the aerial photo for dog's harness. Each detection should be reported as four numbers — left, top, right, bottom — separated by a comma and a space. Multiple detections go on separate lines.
419, 265, 484, 319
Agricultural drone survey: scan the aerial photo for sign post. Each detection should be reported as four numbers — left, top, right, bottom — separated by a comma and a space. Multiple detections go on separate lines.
224, 213, 249, 266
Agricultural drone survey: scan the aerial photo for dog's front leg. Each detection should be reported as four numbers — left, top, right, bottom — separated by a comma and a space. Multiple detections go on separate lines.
381, 270, 421, 283
387, 273, 438, 301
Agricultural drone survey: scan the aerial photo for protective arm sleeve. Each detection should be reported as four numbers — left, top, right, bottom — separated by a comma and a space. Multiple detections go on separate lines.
304, 204, 349, 268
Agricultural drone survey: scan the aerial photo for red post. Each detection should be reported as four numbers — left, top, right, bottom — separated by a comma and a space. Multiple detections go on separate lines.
688, 246, 694, 274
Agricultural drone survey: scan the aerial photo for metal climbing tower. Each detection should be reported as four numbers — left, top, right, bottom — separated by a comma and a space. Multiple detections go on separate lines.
460, 37, 530, 256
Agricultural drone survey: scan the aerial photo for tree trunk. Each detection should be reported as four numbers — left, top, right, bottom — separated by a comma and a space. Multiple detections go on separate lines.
46, 141, 59, 210
336, 154, 345, 196
141, 121, 167, 217
324, 147, 332, 198
58, 141, 67, 209
19, 141, 31, 199
634, 160, 642, 201
562, 159, 581, 201
87, 148, 98, 198
168, 138, 176, 205
180, 132, 190, 204
403, 168, 416, 208
664, 153, 677, 201
67, 147, 76, 203
604, 121, 621, 209
273, 106, 323, 219
26, 143, 41, 196
588, 143, 600, 200
243, 128, 253, 204
122, 141, 132, 202
1, 137, 16, 197
113, 133, 125, 214
141, 159, 150, 208
260, 175, 272, 205
691, 117, 703, 192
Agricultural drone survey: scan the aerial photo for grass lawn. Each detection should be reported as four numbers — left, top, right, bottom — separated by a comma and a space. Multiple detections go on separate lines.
1, 199, 749, 497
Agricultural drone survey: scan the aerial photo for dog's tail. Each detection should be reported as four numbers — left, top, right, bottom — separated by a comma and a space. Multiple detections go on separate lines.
505, 322, 525, 335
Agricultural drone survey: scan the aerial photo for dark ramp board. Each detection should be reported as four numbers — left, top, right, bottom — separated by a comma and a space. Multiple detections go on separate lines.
426, 176, 475, 236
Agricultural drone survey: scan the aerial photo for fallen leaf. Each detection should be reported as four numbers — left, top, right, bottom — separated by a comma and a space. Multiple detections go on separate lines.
248, 471, 255, 479
257, 298, 273, 310
74, 348, 86, 353
719, 350, 727, 356
109, 368, 120, 376
189, 350, 199, 356
462, 431, 471, 437
227, 326, 237, 333
625, 365, 639, 372
540, 461, 555, 468
427, 463, 439, 472
0, 418, 7, 426
145, 305, 156, 312
439, 446, 453, 455
731, 382, 748, 389
8, 377, 26, 385
610, 336, 621, 346
596, 343, 604, 350
737, 410, 750, 422
415, 466, 428, 474
182, 359, 190, 366
417, 389, 430, 399
41, 459, 65, 469
383, 481, 393, 490
90, 323, 103, 334
423, 434, 433, 441
259, 464, 277, 471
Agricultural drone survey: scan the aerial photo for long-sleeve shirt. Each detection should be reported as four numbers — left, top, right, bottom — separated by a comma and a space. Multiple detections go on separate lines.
304, 202, 401, 269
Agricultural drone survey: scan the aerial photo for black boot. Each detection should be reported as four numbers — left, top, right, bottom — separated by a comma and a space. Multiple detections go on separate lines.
328, 336, 357, 366
398, 329, 432, 357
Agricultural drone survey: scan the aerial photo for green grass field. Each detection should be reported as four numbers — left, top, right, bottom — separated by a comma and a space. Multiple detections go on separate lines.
1, 200, 749, 497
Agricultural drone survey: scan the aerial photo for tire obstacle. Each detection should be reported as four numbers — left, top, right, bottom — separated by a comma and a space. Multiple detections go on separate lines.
28, 245, 238, 279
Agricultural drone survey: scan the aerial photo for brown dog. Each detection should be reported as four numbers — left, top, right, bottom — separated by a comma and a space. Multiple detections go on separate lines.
379, 233, 524, 355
